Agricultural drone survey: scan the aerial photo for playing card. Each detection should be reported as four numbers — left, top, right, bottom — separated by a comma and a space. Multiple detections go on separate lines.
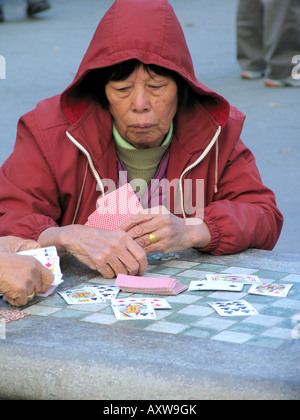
248, 283, 293, 297
209, 300, 259, 317
115, 274, 187, 295
87, 285, 120, 300
17, 246, 63, 297
206, 274, 261, 285
85, 183, 143, 230
111, 298, 156, 320
58, 287, 106, 304
18, 246, 58, 259
113, 297, 172, 309
188, 280, 244, 292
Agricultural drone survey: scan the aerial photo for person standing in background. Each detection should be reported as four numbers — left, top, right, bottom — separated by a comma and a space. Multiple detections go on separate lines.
0, 0, 51, 22
236, 0, 300, 87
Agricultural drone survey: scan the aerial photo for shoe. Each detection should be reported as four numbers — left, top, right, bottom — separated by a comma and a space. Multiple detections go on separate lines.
27, 0, 51, 17
0, 7, 4, 23
241, 70, 265, 80
265, 76, 300, 87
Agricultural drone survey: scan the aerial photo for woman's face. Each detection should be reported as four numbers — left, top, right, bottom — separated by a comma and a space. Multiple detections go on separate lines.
105, 65, 178, 149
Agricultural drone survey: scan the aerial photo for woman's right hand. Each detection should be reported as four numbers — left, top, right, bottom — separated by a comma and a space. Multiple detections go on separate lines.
38, 225, 148, 279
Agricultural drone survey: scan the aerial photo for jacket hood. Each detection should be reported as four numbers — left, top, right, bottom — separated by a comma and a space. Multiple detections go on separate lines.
61, 0, 229, 127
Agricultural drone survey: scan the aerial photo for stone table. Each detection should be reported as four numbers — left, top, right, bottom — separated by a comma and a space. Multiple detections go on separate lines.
0, 248, 300, 400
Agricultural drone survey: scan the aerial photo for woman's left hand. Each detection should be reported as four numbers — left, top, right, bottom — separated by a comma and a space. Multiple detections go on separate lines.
118, 206, 211, 254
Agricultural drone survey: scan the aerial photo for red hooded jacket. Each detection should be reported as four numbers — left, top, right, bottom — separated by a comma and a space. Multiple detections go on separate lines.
0, 0, 283, 255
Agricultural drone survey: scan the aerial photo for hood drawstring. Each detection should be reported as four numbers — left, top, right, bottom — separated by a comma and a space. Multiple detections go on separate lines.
66, 131, 105, 197
67, 126, 221, 223
179, 126, 221, 219
66, 131, 106, 225
71, 161, 88, 225
214, 138, 219, 194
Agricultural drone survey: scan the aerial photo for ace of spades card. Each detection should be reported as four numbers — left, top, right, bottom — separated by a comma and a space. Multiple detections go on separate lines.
188, 280, 243, 292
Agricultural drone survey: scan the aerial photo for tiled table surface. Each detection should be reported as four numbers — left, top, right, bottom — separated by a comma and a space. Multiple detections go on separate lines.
23, 252, 300, 350
1, 248, 300, 400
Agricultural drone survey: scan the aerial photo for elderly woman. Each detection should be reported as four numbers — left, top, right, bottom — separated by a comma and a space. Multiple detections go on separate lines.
0, 0, 283, 279
0, 237, 53, 306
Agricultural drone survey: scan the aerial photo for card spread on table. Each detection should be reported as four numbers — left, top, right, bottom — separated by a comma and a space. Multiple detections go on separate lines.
248, 283, 293, 297
112, 297, 172, 310
58, 287, 107, 304
17, 246, 63, 297
87, 285, 120, 300
115, 274, 187, 295
188, 280, 244, 292
206, 274, 261, 285
85, 183, 143, 230
111, 298, 156, 320
209, 300, 259, 317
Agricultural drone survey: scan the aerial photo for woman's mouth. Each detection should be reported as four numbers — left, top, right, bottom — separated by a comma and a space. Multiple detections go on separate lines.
130, 124, 155, 130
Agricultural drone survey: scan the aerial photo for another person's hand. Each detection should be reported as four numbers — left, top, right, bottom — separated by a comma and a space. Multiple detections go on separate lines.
0, 253, 54, 307
119, 206, 212, 254
38, 225, 148, 279
0, 236, 40, 253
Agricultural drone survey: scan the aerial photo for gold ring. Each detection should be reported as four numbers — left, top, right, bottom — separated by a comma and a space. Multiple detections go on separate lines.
27, 293, 35, 300
149, 233, 157, 244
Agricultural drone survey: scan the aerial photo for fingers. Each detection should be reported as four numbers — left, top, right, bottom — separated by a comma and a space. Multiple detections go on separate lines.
119, 206, 169, 233
123, 235, 148, 275
118, 212, 150, 233
0, 236, 40, 253
1, 255, 54, 307
39, 263, 55, 293
17, 239, 40, 252
66, 226, 148, 279
3, 295, 26, 307
93, 234, 148, 278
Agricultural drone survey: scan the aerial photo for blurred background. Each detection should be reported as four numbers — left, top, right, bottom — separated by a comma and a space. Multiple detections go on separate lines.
0, 0, 299, 253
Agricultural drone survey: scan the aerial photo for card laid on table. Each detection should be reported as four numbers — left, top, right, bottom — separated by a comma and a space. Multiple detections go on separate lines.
115, 274, 187, 295
188, 280, 244, 292
58, 287, 106, 304
111, 298, 156, 320
85, 183, 143, 230
113, 297, 172, 310
248, 283, 293, 297
209, 300, 259, 317
206, 274, 261, 285
87, 285, 120, 300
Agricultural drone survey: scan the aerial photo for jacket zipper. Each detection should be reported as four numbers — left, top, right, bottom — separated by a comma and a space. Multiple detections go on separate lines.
178, 126, 221, 219
66, 126, 221, 219
66, 131, 105, 197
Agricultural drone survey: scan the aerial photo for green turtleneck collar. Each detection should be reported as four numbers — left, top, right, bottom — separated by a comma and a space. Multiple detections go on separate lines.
113, 122, 173, 196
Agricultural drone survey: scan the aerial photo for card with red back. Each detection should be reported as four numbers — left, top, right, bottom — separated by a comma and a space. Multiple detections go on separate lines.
115, 274, 187, 295
85, 183, 143, 230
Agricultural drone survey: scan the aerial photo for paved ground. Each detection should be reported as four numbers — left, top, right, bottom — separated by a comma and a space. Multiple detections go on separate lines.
0, 0, 299, 253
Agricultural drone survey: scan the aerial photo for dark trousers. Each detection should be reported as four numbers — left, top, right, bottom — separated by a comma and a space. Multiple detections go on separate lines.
237, 0, 300, 79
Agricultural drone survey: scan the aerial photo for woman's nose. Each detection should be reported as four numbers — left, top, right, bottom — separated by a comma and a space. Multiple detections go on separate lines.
131, 88, 151, 112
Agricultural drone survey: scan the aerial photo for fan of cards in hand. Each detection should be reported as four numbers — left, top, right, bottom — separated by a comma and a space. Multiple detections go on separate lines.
0, 246, 63, 301
17, 246, 63, 297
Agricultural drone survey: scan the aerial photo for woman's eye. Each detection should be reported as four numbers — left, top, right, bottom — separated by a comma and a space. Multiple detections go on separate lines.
117, 87, 130, 92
